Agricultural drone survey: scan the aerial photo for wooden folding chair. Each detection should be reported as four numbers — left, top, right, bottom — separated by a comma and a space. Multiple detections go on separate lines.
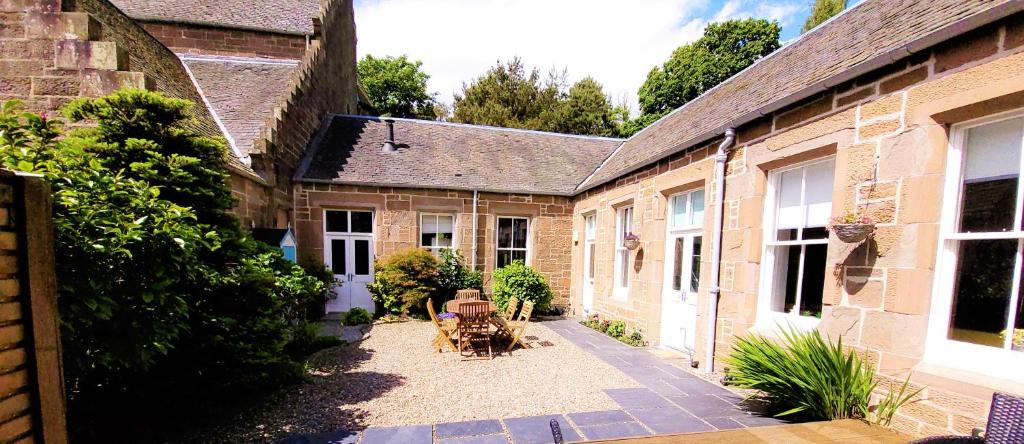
457, 301, 492, 360
455, 289, 481, 300
427, 298, 457, 353
500, 297, 519, 321
504, 300, 534, 352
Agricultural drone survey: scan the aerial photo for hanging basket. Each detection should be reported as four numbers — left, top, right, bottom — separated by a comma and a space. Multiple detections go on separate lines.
623, 238, 641, 251
830, 223, 875, 243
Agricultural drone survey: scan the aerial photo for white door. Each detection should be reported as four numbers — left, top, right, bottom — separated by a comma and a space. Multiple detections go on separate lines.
660, 190, 705, 353
324, 210, 375, 314
582, 214, 596, 313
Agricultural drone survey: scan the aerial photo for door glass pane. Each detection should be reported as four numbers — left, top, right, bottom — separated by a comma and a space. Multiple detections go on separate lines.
672, 195, 687, 227
804, 159, 835, 227
690, 190, 705, 226
354, 239, 370, 275
672, 237, 683, 291
351, 211, 373, 233
331, 239, 346, 275
587, 243, 596, 279
326, 211, 348, 232
498, 219, 513, 248
690, 236, 702, 294
799, 243, 826, 318
949, 239, 1017, 348
513, 218, 527, 249
960, 118, 1022, 233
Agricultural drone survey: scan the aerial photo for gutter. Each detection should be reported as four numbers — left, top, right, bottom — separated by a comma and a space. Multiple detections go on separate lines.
705, 128, 736, 374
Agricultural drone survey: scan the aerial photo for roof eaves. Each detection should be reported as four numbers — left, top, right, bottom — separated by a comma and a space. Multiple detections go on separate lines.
294, 177, 576, 197
131, 15, 312, 36
331, 114, 626, 142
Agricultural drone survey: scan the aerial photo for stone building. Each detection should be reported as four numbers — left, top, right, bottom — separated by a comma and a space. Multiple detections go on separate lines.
3, 0, 1024, 438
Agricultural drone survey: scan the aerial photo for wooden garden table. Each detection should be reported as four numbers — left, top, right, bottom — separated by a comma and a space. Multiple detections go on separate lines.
445, 299, 496, 314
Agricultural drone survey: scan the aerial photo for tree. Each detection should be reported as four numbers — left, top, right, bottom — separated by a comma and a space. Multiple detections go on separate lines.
358, 54, 438, 119
802, 0, 846, 34
627, 18, 781, 136
452, 58, 621, 136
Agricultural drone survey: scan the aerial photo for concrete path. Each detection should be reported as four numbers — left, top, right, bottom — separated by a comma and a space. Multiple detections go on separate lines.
285, 319, 784, 444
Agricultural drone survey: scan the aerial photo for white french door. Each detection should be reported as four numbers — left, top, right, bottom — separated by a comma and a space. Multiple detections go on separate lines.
323, 210, 375, 314
582, 214, 596, 313
661, 189, 705, 353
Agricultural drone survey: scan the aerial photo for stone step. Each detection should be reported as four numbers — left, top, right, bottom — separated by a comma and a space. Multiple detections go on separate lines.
25, 12, 101, 41
80, 69, 146, 95
54, 40, 126, 70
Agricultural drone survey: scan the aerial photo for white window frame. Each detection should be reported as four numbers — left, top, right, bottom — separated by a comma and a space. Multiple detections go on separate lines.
496, 216, 530, 268
756, 157, 835, 331
419, 213, 456, 256
613, 205, 634, 297
585, 214, 597, 281
664, 189, 705, 299
925, 110, 1024, 380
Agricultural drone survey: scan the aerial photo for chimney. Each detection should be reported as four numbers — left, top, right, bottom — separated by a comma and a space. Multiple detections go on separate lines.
382, 119, 397, 153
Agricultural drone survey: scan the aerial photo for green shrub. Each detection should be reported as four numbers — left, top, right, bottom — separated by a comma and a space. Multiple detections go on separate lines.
620, 331, 645, 347
606, 320, 626, 338
284, 321, 343, 358
491, 260, 554, 313
435, 248, 483, 311
341, 307, 373, 326
367, 247, 439, 315
725, 326, 920, 421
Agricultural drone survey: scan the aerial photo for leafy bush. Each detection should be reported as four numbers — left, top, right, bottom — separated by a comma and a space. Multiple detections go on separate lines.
606, 320, 626, 338
491, 260, 554, 313
367, 247, 439, 315
621, 331, 645, 347
435, 248, 483, 311
725, 327, 920, 421
284, 321, 343, 358
342, 307, 373, 326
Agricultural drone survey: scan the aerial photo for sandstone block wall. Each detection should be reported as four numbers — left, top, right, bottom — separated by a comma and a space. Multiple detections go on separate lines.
141, 22, 308, 60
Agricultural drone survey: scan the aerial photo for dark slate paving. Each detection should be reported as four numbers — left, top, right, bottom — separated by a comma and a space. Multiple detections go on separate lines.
436, 434, 509, 444
503, 415, 581, 444
566, 410, 633, 426
627, 407, 714, 435
435, 420, 504, 438
604, 388, 674, 409
668, 394, 743, 417
361, 425, 433, 444
704, 416, 746, 430
281, 430, 360, 444
577, 421, 651, 440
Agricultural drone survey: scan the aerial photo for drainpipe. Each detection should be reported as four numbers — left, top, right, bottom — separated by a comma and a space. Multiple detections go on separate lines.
705, 127, 736, 374
471, 190, 479, 271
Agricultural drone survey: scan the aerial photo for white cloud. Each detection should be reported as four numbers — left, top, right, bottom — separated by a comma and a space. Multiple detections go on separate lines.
353, 0, 805, 114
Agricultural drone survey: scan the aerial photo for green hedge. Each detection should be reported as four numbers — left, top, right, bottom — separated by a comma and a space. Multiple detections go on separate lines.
492, 260, 554, 314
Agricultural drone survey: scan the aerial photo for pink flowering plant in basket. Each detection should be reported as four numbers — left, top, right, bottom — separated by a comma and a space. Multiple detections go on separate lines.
623, 232, 641, 250
826, 211, 875, 243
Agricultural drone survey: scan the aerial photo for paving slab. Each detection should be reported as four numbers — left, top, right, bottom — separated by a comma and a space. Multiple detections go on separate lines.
281, 430, 360, 444
577, 421, 651, 440
503, 414, 580, 444
603, 388, 674, 409
668, 394, 743, 417
436, 434, 510, 444
361, 425, 432, 444
435, 420, 504, 438
566, 410, 633, 426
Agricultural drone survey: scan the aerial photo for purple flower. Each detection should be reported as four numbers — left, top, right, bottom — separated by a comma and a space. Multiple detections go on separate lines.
624, 232, 640, 240
438, 312, 456, 319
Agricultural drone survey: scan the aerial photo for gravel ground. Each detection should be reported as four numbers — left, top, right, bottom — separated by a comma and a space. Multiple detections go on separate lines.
197, 320, 640, 442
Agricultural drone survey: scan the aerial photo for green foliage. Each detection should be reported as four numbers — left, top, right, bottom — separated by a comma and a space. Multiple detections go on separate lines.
341, 307, 373, 326
436, 248, 483, 304
284, 321, 343, 358
606, 320, 626, 338
725, 326, 918, 421
621, 331, 645, 347
367, 247, 440, 315
873, 375, 922, 426
802, 0, 846, 34
491, 260, 554, 313
452, 58, 621, 136
358, 54, 438, 119
627, 19, 781, 136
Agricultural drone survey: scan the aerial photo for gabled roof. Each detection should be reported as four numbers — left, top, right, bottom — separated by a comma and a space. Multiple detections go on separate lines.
109, 0, 322, 35
577, 0, 1021, 192
180, 55, 299, 158
297, 115, 623, 196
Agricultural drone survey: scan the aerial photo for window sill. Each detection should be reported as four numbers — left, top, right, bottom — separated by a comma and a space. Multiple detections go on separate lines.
751, 312, 821, 336
910, 362, 1024, 399
922, 339, 1024, 384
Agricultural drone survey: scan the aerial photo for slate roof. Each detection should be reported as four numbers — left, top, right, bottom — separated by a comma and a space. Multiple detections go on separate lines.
109, 0, 321, 35
297, 115, 623, 195
577, 0, 1020, 191
181, 55, 299, 156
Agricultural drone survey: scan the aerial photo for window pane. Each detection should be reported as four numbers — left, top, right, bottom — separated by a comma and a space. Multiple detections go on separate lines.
781, 245, 802, 313
326, 211, 348, 232
690, 236, 702, 294
512, 250, 527, 263
799, 243, 827, 318
513, 218, 528, 249
776, 228, 797, 242
672, 237, 683, 291
438, 215, 454, 233
672, 195, 687, 227
949, 239, 1017, 348
497, 251, 512, 269
1014, 277, 1024, 352
498, 219, 513, 248
690, 190, 705, 226
354, 239, 370, 275
351, 211, 373, 233
777, 168, 803, 229
421, 233, 438, 248
587, 243, 596, 279
331, 239, 346, 275
585, 216, 596, 238
961, 118, 1023, 232
619, 249, 629, 287
804, 159, 835, 227
422, 215, 438, 233
803, 226, 829, 240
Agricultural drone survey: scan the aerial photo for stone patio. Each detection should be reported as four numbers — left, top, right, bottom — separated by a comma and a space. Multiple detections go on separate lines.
285, 319, 784, 444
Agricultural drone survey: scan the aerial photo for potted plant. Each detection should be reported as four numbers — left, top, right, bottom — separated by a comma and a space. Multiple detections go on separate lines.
826, 211, 875, 243
623, 232, 641, 250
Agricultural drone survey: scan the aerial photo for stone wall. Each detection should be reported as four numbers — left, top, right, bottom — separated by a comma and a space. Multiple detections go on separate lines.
293, 183, 575, 307
141, 22, 308, 60
0, 171, 67, 443
571, 12, 1024, 438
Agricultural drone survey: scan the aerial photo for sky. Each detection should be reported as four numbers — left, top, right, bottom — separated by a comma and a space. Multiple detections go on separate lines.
353, 0, 852, 115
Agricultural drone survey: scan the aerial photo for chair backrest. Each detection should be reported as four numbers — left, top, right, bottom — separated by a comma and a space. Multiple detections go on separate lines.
502, 297, 519, 320
426, 298, 441, 326
455, 289, 481, 301
985, 392, 1024, 444
458, 301, 491, 331
518, 301, 535, 322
